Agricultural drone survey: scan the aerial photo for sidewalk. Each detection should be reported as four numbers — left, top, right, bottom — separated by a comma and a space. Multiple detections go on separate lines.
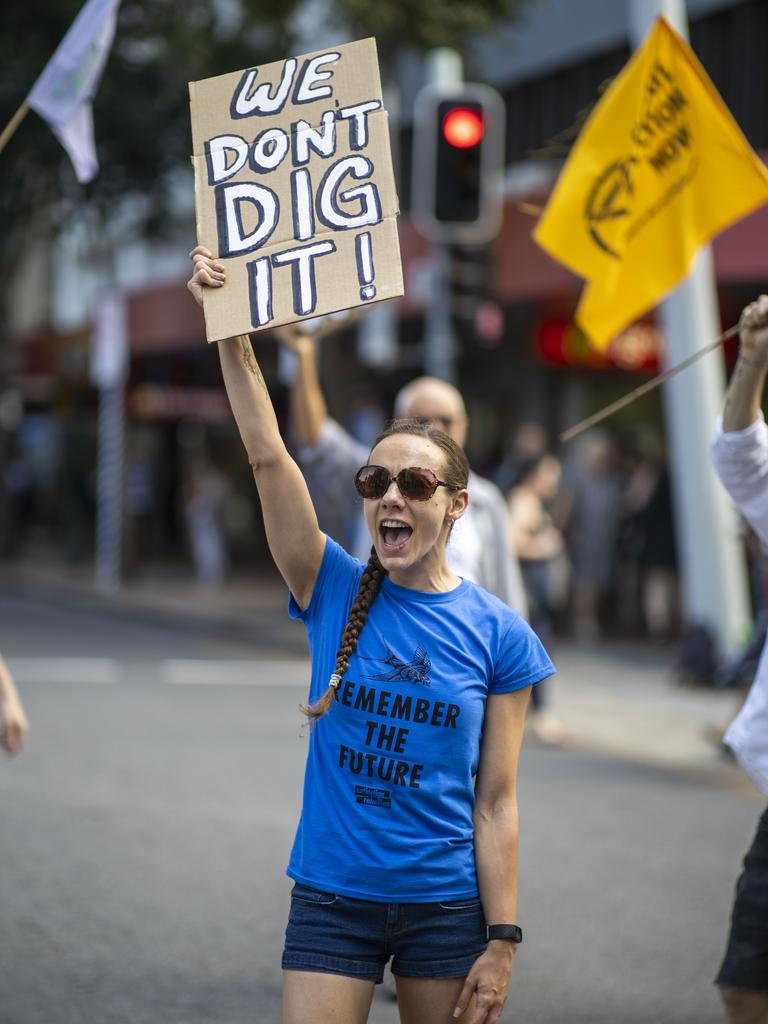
1, 556, 757, 793
0, 556, 306, 652
549, 642, 750, 788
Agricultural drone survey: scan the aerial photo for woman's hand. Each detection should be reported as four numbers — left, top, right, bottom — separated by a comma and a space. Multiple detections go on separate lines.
738, 294, 768, 366
187, 245, 226, 307
0, 693, 28, 755
453, 942, 515, 1023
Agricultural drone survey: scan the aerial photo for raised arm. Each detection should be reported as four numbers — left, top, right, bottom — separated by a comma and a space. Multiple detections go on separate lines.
187, 247, 324, 608
274, 320, 369, 550
723, 295, 768, 432
273, 324, 329, 447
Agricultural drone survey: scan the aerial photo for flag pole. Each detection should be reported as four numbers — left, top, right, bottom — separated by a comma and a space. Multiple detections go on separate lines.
560, 323, 740, 442
0, 101, 30, 156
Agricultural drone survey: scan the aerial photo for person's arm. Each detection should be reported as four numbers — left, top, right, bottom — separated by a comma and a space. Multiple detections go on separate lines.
453, 686, 531, 1024
188, 247, 324, 608
274, 310, 361, 448
273, 325, 328, 447
722, 295, 768, 432
0, 653, 28, 755
274, 322, 371, 550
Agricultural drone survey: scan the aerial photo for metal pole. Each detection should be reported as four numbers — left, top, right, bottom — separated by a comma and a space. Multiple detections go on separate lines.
627, 0, 750, 654
94, 381, 125, 590
357, 84, 399, 370
422, 49, 462, 383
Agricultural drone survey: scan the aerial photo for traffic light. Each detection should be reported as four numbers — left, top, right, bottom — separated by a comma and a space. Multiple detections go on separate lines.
411, 84, 505, 244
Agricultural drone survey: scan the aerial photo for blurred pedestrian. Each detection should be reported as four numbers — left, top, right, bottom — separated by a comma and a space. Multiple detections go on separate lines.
564, 433, 622, 642
0, 651, 28, 755
275, 321, 529, 619
619, 446, 679, 639
2, 439, 35, 554
494, 421, 548, 496
183, 457, 230, 586
507, 454, 569, 745
188, 247, 554, 1024
123, 444, 158, 575
710, 294, 768, 1024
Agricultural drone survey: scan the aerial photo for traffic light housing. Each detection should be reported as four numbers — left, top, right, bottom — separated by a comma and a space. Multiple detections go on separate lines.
411, 84, 505, 244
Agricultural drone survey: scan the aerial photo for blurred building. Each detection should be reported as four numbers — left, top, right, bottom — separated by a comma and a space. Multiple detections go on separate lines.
1, 0, 765, 566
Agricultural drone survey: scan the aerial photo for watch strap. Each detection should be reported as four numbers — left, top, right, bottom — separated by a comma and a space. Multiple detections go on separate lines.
486, 924, 523, 944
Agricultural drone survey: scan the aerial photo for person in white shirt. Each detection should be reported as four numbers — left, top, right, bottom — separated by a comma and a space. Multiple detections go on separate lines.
710, 294, 768, 1024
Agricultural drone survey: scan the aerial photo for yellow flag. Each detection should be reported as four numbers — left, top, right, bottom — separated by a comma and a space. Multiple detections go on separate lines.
533, 16, 768, 351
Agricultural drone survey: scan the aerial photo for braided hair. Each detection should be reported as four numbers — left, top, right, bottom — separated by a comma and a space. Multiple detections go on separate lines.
300, 547, 387, 721
300, 418, 468, 722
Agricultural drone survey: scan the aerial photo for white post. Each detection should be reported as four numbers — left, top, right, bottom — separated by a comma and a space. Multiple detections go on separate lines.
627, 0, 750, 654
91, 290, 128, 592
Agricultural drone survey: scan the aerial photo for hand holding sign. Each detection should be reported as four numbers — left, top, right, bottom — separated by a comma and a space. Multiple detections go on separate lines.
187, 246, 225, 307
189, 39, 403, 343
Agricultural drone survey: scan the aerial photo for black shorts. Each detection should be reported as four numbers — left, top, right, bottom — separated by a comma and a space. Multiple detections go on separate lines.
716, 804, 768, 993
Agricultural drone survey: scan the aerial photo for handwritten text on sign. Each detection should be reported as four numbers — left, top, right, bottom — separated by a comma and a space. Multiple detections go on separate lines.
190, 39, 402, 342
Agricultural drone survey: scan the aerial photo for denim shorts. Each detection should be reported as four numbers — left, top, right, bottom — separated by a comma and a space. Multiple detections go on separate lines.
282, 882, 488, 983
716, 804, 768, 993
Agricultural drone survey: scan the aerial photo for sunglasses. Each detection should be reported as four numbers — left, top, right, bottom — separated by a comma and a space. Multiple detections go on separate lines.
354, 465, 450, 501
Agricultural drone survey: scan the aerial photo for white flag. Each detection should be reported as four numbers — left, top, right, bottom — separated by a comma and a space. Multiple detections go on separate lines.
27, 0, 121, 183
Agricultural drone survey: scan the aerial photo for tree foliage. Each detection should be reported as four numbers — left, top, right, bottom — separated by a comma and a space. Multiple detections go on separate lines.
0, 0, 531, 275
0, 0, 302, 259
335, 0, 532, 68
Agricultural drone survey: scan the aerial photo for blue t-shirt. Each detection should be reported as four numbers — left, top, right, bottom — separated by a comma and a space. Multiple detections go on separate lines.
287, 536, 555, 902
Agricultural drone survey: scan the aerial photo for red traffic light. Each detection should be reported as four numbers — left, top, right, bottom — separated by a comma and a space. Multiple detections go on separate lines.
411, 83, 504, 242
441, 106, 484, 149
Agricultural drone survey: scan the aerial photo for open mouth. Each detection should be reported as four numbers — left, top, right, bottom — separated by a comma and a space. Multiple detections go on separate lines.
379, 519, 413, 553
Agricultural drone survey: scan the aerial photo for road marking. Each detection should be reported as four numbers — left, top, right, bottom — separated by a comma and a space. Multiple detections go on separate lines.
164, 660, 309, 686
8, 659, 120, 684
6, 658, 311, 687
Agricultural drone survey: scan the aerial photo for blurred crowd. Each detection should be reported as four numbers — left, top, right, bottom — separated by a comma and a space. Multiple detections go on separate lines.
2, 351, 765, 657
498, 421, 681, 646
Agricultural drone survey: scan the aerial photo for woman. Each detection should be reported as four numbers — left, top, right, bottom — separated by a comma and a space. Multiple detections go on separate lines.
507, 454, 567, 745
187, 247, 554, 1024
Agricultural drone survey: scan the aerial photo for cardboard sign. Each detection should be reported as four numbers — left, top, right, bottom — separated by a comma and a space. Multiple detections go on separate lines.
189, 38, 403, 343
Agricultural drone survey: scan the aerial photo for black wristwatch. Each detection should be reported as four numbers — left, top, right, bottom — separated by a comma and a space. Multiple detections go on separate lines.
487, 924, 523, 944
